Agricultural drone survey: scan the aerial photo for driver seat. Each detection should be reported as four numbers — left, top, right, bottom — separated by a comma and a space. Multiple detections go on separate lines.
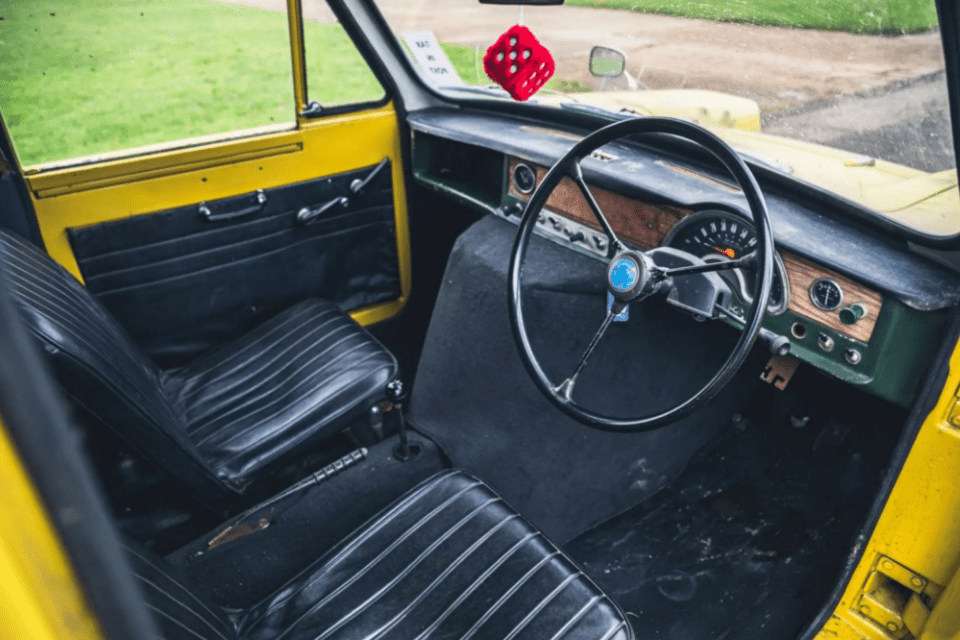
128, 470, 633, 640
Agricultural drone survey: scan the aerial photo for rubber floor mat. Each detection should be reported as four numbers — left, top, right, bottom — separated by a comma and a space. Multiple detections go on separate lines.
564, 423, 889, 640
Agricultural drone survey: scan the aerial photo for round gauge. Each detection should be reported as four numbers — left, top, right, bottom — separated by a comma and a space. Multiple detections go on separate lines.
809, 278, 843, 311
662, 209, 789, 314
513, 163, 536, 194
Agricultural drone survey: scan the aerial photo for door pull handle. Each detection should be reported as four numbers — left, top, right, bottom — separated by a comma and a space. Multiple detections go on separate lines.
201, 190, 267, 222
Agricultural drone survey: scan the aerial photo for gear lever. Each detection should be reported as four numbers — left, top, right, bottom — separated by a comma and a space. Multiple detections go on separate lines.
386, 379, 418, 461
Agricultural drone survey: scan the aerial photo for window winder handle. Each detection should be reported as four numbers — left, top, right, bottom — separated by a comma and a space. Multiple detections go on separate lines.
349, 157, 390, 195
296, 196, 349, 225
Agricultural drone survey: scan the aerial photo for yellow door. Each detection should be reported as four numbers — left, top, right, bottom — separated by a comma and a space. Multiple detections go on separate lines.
0, 0, 410, 365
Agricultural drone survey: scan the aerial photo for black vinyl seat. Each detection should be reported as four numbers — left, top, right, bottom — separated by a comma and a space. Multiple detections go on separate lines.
0, 230, 398, 499
129, 470, 633, 640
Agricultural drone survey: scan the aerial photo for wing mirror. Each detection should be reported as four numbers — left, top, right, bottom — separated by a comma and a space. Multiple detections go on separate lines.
589, 46, 626, 78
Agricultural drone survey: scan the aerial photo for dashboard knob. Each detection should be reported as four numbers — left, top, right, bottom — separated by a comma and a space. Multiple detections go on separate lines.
839, 303, 867, 325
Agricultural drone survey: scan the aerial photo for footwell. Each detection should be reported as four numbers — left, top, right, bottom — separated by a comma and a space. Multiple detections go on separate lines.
565, 415, 896, 640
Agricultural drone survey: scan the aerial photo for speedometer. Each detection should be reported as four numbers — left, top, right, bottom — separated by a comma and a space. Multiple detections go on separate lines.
662, 210, 788, 314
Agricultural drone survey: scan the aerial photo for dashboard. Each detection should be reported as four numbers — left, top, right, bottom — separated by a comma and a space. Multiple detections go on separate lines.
408, 107, 960, 407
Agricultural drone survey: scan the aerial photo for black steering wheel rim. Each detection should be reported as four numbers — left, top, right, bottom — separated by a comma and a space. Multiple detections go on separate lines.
508, 116, 775, 432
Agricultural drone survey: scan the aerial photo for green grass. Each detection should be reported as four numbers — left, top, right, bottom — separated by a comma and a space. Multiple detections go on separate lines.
566, 0, 939, 34
0, 0, 383, 165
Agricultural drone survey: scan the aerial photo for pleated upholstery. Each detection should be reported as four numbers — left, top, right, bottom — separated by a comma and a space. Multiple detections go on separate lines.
0, 231, 219, 495
165, 299, 398, 487
125, 543, 239, 640
240, 470, 632, 640
126, 471, 632, 640
0, 230, 397, 496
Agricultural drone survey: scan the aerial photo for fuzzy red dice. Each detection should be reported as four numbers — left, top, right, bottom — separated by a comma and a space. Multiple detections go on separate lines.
483, 25, 555, 102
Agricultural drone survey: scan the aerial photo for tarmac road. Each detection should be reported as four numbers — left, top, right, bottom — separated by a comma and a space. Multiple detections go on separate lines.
763, 71, 956, 173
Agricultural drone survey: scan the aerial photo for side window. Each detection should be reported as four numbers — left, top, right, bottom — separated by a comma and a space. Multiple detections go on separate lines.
303, 8, 385, 108
0, 1, 296, 167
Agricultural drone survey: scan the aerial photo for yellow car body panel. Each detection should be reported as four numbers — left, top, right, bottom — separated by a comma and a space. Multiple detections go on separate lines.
705, 126, 960, 235
812, 338, 960, 640
0, 419, 103, 640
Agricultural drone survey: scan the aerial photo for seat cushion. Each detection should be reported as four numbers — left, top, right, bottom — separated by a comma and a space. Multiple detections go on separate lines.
165, 299, 398, 489
239, 469, 632, 640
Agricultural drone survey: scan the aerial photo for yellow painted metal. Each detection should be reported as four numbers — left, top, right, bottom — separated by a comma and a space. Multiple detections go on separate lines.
923, 561, 960, 640
287, 0, 309, 114
0, 417, 104, 640
22, 103, 411, 327
812, 339, 960, 640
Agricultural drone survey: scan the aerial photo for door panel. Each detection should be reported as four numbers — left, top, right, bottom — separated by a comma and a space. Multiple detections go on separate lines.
68, 160, 399, 366
20, 104, 411, 356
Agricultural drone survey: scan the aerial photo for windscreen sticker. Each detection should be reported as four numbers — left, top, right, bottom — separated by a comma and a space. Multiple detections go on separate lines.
401, 30, 465, 87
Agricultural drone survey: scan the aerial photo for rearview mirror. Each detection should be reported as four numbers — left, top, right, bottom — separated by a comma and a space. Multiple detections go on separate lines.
589, 46, 626, 78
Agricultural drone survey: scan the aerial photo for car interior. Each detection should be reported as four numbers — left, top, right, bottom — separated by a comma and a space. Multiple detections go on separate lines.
1, 0, 960, 639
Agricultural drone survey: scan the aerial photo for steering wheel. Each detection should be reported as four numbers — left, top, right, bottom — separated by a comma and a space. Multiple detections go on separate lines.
508, 117, 775, 432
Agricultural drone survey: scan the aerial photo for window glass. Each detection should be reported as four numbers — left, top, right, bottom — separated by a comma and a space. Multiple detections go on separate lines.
380, 1, 959, 237
302, 2, 385, 108
0, 0, 295, 166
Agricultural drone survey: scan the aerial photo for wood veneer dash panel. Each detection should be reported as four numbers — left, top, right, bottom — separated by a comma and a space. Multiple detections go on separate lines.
507, 158, 689, 249
781, 252, 883, 343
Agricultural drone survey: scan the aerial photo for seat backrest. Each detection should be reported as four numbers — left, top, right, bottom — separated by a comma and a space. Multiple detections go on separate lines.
0, 231, 226, 499
124, 542, 238, 640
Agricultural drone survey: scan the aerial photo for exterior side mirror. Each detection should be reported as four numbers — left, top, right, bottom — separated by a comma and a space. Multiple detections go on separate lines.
589, 46, 626, 78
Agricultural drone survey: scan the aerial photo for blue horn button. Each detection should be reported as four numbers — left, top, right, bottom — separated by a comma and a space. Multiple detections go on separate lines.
610, 258, 639, 291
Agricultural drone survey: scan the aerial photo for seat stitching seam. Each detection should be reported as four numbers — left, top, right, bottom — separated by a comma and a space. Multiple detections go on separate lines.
547, 596, 603, 640
244, 478, 480, 627
190, 343, 378, 445
458, 551, 562, 640
364, 515, 523, 640
502, 573, 582, 640
409, 530, 539, 640
284, 496, 503, 640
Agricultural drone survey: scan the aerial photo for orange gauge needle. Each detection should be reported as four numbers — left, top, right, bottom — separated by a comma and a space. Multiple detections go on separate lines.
712, 246, 736, 258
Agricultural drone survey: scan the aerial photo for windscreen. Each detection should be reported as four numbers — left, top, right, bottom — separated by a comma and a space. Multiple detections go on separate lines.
378, 0, 959, 238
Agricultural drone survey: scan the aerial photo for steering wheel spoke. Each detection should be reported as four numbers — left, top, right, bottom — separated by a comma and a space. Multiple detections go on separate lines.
555, 301, 624, 402
652, 251, 757, 281
569, 162, 623, 257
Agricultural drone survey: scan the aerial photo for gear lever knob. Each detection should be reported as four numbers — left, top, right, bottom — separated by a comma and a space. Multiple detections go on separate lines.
385, 379, 407, 404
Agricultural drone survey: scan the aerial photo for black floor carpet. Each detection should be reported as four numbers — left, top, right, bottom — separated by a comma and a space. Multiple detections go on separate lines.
564, 414, 896, 640
411, 215, 762, 544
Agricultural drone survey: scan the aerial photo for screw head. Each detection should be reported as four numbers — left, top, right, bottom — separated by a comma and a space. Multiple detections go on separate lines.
859, 605, 871, 615
911, 577, 924, 587
886, 622, 899, 632
881, 560, 894, 571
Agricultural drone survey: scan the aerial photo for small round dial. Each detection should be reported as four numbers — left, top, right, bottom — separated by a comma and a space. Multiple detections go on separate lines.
513, 163, 536, 194
810, 278, 843, 311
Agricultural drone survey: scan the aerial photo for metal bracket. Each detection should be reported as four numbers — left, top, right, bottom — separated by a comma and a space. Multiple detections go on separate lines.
761, 354, 801, 390
854, 555, 942, 638
299, 101, 322, 118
